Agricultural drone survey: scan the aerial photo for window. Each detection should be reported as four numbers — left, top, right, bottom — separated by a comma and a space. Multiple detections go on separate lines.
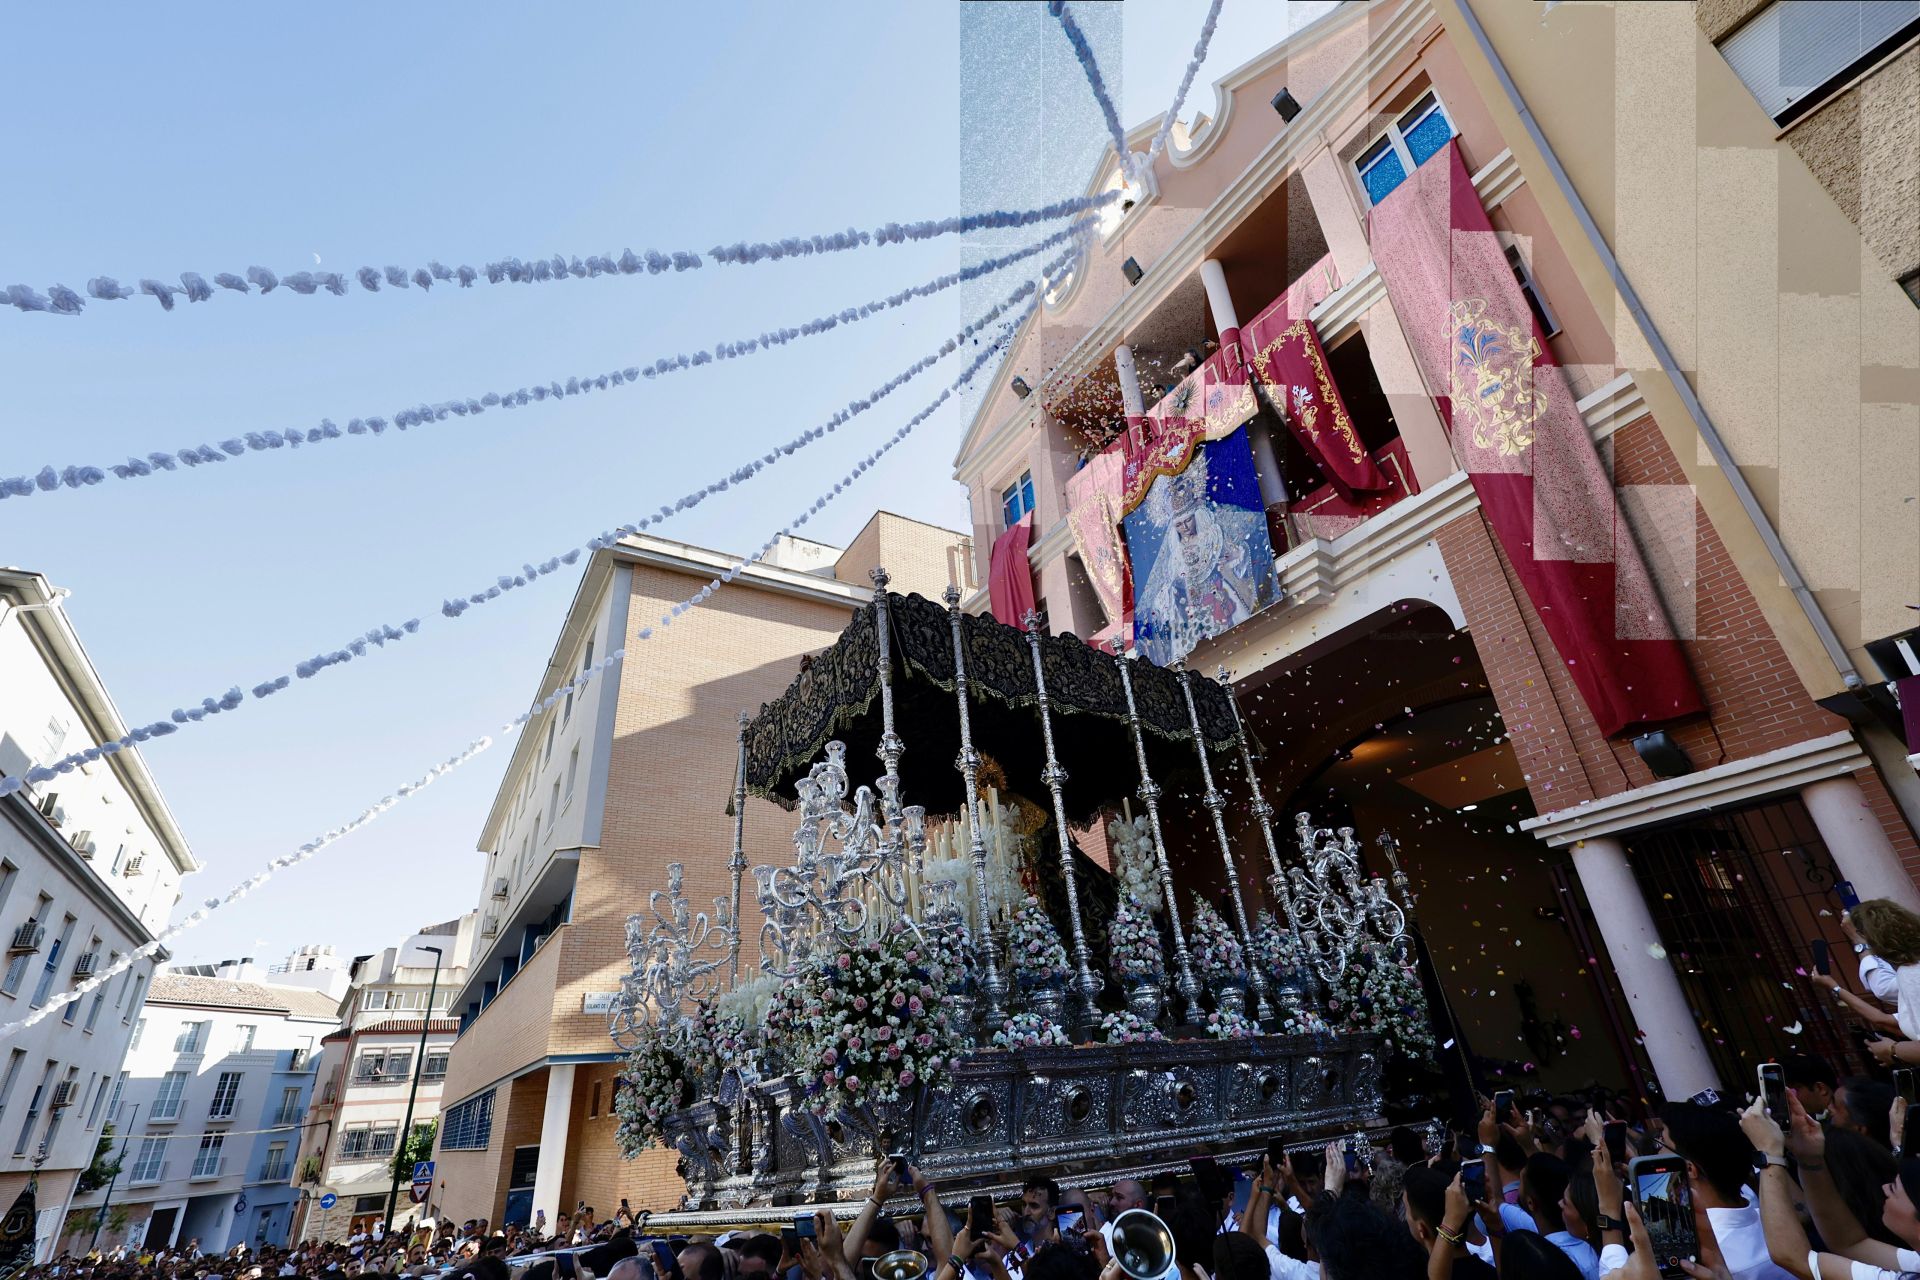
352, 1049, 412, 1085
337, 1122, 398, 1160
566, 746, 580, 798
83, 964, 110, 1032
353, 1195, 387, 1215
0, 1051, 23, 1131
549, 781, 561, 827
1001, 471, 1037, 528
275, 1085, 302, 1127
234, 1024, 257, 1053
31, 916, 74, 1009
590, 1080, 602, 1119
3, 896, 50, 997
106, 1073, 126, 1122
129, 1018, 145, 1051
441, 1091, 495, 1150
1354, 90, 1457, 206
15, 1062, 52, 1155
42, 1068, 76, 1150
131, 1136, 167, 1182
0, 863, 15, 922
422, 1051, 450, 1082
123, 975, 145, 1022
1504, 242, 1560, 337
151, 1071, 188, 1120
85, 1074, 108, 1130
209, 1071, 242, 1118
110, 844, 125, 875
544, 718, 556, 765
191, 1133, 224, 1178
261, 1141, 289, 1182
173, 1021, 207, 1054
1720, 1, 1920, 125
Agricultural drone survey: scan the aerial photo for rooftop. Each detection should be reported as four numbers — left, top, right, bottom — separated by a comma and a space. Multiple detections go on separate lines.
146, 972, 343, 1019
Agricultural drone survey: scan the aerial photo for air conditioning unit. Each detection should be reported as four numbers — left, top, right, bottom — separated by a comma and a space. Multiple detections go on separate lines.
39, 796, 67, 829
72, 953, 97, 979
491, 878, 510, 900
71, 832, 98, 859
36, 792, 58, 817
7, 923, 44, 954
480, 914, 500, 938
124, 855, 145, 876
49, 1082, 76, 1110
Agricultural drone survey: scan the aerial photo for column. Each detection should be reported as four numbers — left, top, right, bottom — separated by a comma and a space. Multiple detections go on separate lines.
1113, 344, 1146, 419
1802, 775, 1920, 911
529, 1062, 576, 1229
1569, 836, 1719, 1099
1199, 260, 1288, 510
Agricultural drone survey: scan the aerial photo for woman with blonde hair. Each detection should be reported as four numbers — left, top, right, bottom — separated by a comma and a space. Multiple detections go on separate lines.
1819, 898, 1920, 1061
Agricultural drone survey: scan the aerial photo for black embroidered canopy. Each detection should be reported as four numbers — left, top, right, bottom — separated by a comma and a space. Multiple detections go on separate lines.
744, 592, 1243, 823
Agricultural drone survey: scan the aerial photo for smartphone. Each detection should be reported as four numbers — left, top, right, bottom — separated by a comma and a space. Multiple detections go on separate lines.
1266, 1136, 1289, 1170
1230, 1173, 1253, 1215
1813, 939, 1832, 977
1758, 1062, 1789, 1130
1838, 880, 1861, 911
780, 1230, 799, 1252
1493, 1090, 1515, 1126
1055, 1208, 1085, 1240
888, 1152, 909, 1184
794, 1214, 817, 1241
1900, 1070, 1917, 1105
1604, 1121, 1628, 1165
652, 1241, 680, 1276
1628, 1155, 1699, 1278
1154, 1196, 1177, 1221
1188, 1154, 1220, 1186
968, 1195, 993, 1236
1461, 1160, 1486, 1199
1904, 1106, 1920, 1159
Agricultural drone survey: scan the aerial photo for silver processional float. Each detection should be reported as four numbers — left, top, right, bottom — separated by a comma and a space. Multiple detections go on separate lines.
604, 571, 1436, 1217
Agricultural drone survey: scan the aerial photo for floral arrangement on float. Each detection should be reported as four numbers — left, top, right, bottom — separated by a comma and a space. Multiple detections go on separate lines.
993, 1011, 1072, 1050
1253, 911, 1328, 1035
1098, 1008, 1165, 1044
614, 1032, 692, 1155
1326, 941, 1434, 1055
1109, 901, 1166, 985
1107, 813, 1163, 914
763, 922, 964, 1118
1201, 1006, 1258, 1040
1006, 894, 1072, 989
1188, 895, 1248, 985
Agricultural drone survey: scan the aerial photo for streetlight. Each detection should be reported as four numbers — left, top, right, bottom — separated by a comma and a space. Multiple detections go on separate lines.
382, 944, 443, 1239
90, 1103, 140, 1250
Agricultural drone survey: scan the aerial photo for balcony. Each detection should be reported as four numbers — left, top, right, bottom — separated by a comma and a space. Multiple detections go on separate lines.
336, 1135, 397, 1162
258, 1159, 290, 1183
207, 1099, 240, 1123
129, 1163, 168, 1186
274, 1103, 304, 1128
149, 1099, 183, 1123
189, 1155, 224, 1180
350, 1069, 412, 1087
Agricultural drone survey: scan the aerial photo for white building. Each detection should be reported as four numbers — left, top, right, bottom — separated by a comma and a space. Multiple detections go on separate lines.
291, 917, 474, 1243
0, 568, 195, 1259
64, 974, 336, 1254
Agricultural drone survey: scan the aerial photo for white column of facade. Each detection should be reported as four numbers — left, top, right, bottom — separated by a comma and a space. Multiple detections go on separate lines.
1569, 836, 1720, 1099
529, 1063, 576, 1230
1113, 344, 1147, 420
1802, 775, 1920, 911
1198, 258, 1287, 509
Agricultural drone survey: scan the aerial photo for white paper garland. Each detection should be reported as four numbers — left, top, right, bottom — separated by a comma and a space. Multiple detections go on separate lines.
1145, 0, 1227, 165
0, 302, 1033, 1041
0, 244, 1071, 803
1050, 2, 1140, 184
0, 223, 1085, 505
0, 192, 1114, 316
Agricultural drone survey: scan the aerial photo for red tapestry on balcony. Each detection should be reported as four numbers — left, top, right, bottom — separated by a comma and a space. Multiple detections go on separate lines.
987, 513, 1038, 631
1241, 256, 1387, 500
1065, 442, 1132, 626
1368, 140, 1702, 735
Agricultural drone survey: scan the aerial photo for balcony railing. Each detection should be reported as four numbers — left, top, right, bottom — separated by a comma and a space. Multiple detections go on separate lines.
149, 1099, 183, 1122
273, 1105, 303, 1127
129, 1162, 167, 1185
336, 1135, 397, 1161
189, 1155, 224, 1180
258, 1159, 290, 1183
350, 1069, 412, 1086
207, 1099, 240, 1121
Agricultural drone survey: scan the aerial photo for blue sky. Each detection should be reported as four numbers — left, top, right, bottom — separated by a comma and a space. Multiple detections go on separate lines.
0, 2, 1333, 967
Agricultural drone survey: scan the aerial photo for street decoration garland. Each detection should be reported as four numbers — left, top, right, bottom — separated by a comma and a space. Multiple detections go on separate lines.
1048, 2, 1140, 185
0, 266, 1050, 803
1144, 0, 1226, 166
764, 923, 965, 1119
1006, 894, 1072, 990
615, 1033, 693, 1154
1326, 942, 1434, 1055
1, 225, 1080, 506
1108, 901, 1166, 986
2, 192, 1115, 316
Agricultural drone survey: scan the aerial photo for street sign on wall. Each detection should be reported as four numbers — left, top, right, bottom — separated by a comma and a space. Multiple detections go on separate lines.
318, 1193, 338, 1211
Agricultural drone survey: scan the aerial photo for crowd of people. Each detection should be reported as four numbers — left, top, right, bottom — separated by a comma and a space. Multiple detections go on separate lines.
23, 896, 1920, 1280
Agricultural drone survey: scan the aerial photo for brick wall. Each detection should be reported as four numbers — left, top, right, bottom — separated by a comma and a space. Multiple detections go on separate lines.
558, 1061, 680, 1214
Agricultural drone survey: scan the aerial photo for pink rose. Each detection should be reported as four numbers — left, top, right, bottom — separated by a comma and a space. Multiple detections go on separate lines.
853, 996, 869, 1012
898, 1069, 916, 1086
849, 1037, 863, 1050
837, 953, 851, 969
906, 950, 920, 963
908, 997, 923, 1014
822, 1048, 838, 1066
891, 992, 907, 1008
847, 1075, 863, 1092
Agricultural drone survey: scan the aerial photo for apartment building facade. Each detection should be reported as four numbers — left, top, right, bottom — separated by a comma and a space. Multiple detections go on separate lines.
430, 512, 965, 1221
0, 568, 196, 1260
65, 973, 334, 1254
290, 916, 474, 1242
953, 0, 1920, 1103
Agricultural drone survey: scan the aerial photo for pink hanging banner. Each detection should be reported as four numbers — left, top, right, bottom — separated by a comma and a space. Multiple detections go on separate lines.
1064, 442, 1133, 626
987, 514, 1038, 630
1368, 141, 1702, 736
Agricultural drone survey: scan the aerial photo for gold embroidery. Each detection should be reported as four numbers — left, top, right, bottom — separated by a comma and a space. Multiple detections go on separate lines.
1449, 297, 1540, 458
1268, 319, 1368, 464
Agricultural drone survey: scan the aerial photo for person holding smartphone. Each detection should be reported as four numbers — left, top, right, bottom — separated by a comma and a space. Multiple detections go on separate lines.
843, 1155, 953, 1277
1660, 1100, 1796, 1280
1821, 900, 1920, 1039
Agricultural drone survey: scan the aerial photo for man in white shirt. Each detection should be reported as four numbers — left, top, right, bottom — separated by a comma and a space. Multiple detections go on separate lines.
1097, 1181, 1148, 1253
1662, 1100, 1796, 1280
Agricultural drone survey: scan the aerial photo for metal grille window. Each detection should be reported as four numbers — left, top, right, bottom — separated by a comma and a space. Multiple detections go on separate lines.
337, 1122, 398, 1161
422, 1051, 450, 1082
1720, 1, 1920, 124
1622, 796, 1863, 1086
441, 1091, 495, 1150
352, 1049, 413, 1084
